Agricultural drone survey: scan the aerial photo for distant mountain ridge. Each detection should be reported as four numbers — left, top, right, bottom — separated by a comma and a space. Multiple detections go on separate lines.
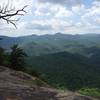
0, 33, 100, 56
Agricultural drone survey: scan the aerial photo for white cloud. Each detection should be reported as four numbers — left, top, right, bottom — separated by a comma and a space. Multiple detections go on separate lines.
0, 0, 100, 36
72, 4, 85, 14
95, 18, 100, 25
33, 2, 51, 16
53, 5, 73, 18
0, 0, 33, 10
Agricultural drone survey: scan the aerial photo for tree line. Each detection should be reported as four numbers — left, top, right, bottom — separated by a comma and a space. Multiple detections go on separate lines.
0, 44, 27, 70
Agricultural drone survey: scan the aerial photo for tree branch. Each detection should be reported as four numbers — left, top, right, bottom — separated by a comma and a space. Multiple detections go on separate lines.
0, 4, 28, 28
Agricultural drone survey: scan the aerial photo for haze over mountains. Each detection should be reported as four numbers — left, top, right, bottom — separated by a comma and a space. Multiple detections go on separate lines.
1, 33, 100, 56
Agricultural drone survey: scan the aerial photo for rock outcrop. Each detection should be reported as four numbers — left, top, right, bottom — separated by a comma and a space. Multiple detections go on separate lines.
0, 66, 99, 100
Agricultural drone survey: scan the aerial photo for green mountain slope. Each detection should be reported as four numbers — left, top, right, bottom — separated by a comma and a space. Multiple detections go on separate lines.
27, 51, 100, 90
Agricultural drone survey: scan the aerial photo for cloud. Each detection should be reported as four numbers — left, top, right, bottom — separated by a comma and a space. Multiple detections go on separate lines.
51, 5, 73, 18
72, 4, 85, 14
0, 0, 100, 36
24, 22, 53, 31
33, 2, 74, 19
37, 0, 83, 7
0, 0, 32, 9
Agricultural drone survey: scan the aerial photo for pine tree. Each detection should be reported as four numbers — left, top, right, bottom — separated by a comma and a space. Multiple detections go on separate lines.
10, 44, 27, 70
0, 47, 5, 65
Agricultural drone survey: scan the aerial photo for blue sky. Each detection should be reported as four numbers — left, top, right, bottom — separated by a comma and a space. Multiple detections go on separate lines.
0, 0, 100, 36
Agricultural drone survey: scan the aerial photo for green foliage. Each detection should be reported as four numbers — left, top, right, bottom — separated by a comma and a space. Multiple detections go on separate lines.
0, 44, 41, 80
0, 48, 9, 66
79, 88, 100, 98
9, 44, 27, 70
0, 47, 5, 65
24, 66, 41, 77
28, 52, 100, 91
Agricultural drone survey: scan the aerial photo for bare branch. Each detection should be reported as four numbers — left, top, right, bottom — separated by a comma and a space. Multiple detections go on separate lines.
0, 3, 28, 28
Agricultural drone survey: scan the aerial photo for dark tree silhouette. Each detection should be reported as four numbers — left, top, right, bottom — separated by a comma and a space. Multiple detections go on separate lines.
10, 44, 27, 70
0, 47, 5, 65
0, 3, 27, 28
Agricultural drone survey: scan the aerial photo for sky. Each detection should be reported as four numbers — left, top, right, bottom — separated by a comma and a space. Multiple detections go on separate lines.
0, 0, 100, 36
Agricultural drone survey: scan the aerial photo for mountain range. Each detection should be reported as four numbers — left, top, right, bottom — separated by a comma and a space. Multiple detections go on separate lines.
1, 33, 100, 56
0, 33, 100, 91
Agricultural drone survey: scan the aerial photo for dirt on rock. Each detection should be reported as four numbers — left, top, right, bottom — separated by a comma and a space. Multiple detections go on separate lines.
0, 66, 99, 100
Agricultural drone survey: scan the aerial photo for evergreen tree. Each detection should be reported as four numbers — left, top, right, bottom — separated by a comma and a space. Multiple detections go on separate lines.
0, 47, 5, 65
10, 44, 27, 70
